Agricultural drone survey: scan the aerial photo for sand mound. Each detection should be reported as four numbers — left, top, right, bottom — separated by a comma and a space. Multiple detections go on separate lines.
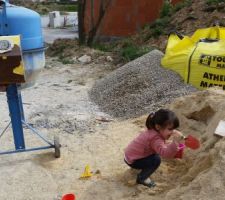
119, 88, 225, 200
89, 50, 196, 119
161, 88, 225, 199
71, 88, 225, 200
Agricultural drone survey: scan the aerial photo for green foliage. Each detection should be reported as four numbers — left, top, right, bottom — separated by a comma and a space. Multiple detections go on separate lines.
160, 1, 173, 18
120, 43, 153, 62
151, 26, 164, 38
59, 4, 77, 12
39, 4, 78, 14
149, 17, 170, 38
92, 42, 117, 52
149, 0, 192, 38
58, 54, 74, 64
206, 0, 225, 5
60, 58, 74, 64
151, 17, 170, 29
10, 1, 77, 15
160, 0, 193, 18
92, 40, 152, 61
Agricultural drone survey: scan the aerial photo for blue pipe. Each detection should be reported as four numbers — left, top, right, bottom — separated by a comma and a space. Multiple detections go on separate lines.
22, 120, 54, 146
6, 84, 25, 150
0, 145, 53, 155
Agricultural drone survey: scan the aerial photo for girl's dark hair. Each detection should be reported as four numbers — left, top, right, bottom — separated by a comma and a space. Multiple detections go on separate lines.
146, 109, 179, 130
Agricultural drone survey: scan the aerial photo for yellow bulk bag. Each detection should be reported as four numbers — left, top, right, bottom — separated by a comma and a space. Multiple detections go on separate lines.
161, 26, 225, 90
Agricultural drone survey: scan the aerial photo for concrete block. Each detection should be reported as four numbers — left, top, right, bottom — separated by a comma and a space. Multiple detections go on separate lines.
49, 11, 61, 28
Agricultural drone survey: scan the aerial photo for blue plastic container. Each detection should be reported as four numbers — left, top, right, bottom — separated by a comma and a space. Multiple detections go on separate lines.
5, 3, 44, 50
0, 2, 45, 87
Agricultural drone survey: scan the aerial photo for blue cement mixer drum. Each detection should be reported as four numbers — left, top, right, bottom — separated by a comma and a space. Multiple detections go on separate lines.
6, 4, 44, 50
0, 1, 45, 87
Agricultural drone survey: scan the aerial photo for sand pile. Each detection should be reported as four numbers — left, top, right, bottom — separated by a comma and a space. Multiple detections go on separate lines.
68, 88, 225, 200
89, 50, 197, 119
120, 88, 225, 200
160, 88, 225, 199
82, 88, 225, 200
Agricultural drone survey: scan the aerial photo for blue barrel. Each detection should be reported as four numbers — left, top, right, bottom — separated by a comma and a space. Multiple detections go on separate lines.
0, 2, 45, 88
5, 3, 44, 50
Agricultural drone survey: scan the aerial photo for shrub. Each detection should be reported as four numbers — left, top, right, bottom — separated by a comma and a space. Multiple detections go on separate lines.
151, 17, 170, 28
92, 42, 116, 52
120, 44, 152, 61
149, 17, 170, 38
206, 0, 224, 5
160, 1, 173, 18
60, 58, 74, 64
151, 26, 164, 38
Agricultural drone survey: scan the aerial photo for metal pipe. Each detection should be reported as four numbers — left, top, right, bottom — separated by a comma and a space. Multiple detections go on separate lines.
6, 84, 25, 150
0, 121, 11, 139
0, 145, 53, 155
22, 120, 54, 146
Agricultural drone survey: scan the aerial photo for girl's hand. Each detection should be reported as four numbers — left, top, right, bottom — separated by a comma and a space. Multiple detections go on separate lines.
172, 130, 185, 143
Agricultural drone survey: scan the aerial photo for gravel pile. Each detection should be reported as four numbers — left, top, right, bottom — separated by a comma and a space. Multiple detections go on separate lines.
89, 50, 197, 119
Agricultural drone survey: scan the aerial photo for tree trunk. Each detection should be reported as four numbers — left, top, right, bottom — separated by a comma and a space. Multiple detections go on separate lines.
78, 0, 86, 45
87, 0, 111, 46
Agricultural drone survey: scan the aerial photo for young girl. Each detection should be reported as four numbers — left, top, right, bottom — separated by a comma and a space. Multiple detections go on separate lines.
124, 109, 184, 188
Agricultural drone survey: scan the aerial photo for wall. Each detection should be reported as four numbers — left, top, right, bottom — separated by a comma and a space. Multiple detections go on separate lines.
84, 0, 182, 38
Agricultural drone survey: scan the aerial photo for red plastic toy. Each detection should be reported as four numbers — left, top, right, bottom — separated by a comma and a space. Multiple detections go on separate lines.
185, 135, 200, 150
62, 193, 75, 200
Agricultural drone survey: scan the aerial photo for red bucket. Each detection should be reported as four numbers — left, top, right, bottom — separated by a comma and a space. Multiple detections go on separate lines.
174, 143, 185, 159
62, 193, 75, 200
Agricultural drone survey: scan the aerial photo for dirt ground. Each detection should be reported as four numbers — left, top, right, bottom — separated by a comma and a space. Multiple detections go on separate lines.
0, 55, 225, 200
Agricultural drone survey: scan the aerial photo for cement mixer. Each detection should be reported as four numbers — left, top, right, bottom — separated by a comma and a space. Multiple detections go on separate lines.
0, 0, 60, 157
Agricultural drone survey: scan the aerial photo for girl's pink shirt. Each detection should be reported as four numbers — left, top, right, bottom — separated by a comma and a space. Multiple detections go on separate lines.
124, 129, 178, 164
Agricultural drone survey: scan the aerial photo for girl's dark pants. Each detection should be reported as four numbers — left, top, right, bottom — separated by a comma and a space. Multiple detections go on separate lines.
125, 154, 161, 182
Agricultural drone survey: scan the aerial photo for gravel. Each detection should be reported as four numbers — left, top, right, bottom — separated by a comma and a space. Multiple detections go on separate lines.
89, 49, 197, 119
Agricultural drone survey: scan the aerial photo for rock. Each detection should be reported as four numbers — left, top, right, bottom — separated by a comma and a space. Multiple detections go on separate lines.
106, 56, 113, 62
78, 55, 92, 64
45, 64, 53, 69
72, 56, 77, 62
